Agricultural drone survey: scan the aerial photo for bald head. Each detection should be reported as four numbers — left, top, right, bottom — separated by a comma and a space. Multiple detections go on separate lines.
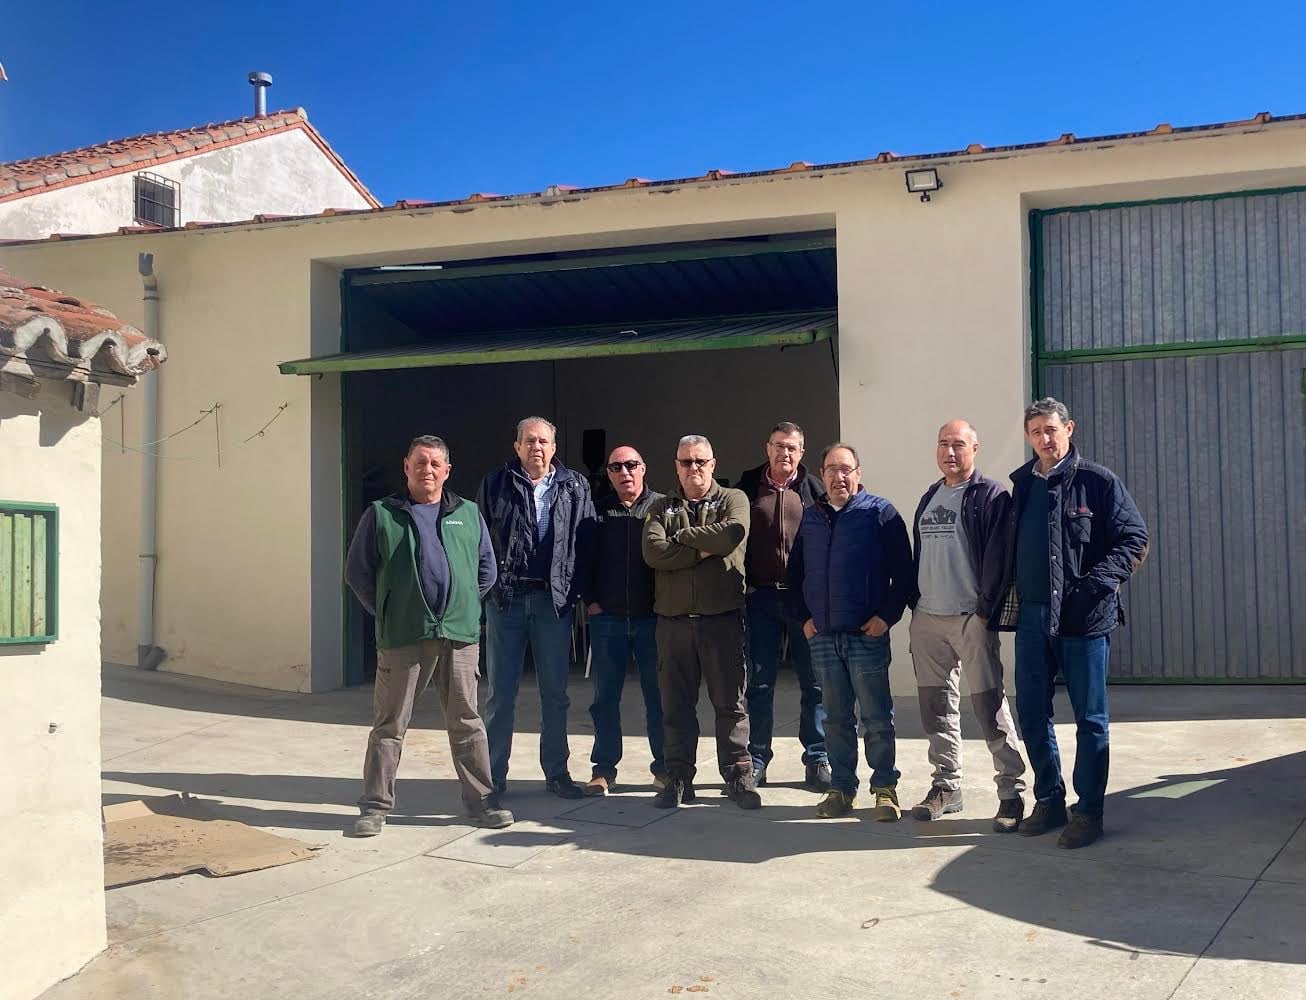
936, 419, 980, 485
605, 444, 646, 504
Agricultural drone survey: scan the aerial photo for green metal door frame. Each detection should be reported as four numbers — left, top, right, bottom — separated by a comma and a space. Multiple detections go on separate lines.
1028, 184, 1306, 684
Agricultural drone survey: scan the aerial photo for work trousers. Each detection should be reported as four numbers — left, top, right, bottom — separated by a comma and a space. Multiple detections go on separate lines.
909, 610, 1026, 799
656, 611, 751, 782
359, 638, 494, 814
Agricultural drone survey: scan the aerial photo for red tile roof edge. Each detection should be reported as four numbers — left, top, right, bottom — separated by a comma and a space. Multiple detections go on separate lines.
0, 110, 1299, 248
0, 268, 167, 379
0, 109, 380, 209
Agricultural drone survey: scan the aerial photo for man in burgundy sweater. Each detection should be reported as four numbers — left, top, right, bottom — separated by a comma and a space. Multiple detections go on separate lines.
735, 421, 831, 791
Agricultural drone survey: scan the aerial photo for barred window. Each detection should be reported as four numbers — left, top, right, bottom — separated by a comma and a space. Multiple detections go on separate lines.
133, 172, 180, 227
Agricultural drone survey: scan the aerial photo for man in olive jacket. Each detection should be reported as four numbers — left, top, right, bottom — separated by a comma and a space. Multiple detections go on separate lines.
642, 434, 758, 810
345, 435, 511, 837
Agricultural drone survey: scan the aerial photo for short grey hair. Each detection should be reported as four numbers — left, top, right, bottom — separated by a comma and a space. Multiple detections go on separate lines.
1023, 397, 1071, 428
769, 421, 805, 446
516, 416, 557, 442
677, 434, 712, 453
819, 442, 860, 469
407, 435, 450, 462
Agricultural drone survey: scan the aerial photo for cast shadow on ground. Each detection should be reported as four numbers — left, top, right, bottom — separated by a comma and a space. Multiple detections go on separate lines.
106, 751, 1306, 965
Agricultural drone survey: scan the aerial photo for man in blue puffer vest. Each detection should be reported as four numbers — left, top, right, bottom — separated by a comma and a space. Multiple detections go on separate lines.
787, 442, 914, 821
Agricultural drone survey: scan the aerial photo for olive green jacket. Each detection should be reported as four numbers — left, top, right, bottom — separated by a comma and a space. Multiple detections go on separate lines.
641, 480, 750, 617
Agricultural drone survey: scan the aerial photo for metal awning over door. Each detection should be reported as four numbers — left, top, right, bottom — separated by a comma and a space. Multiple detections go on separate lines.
279, 310, 835, 374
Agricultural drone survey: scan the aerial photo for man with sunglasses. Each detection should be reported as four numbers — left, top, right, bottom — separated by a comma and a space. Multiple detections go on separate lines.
788, 443, 913, 821
581, 446, 667, 796
642, 435, 757, 809
736, 421, 830, 792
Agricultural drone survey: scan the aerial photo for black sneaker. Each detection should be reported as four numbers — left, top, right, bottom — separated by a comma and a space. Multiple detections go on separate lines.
544, 774, 585, 800
1058, 813, 1103, 849
992, 796, 1025, 833
911, 786, 963, 821
468, 795, 514, 829
725, 770, 762, 810
805, 761, 833, 792
653, 777, 696, 809
1018, 800, 1068, 837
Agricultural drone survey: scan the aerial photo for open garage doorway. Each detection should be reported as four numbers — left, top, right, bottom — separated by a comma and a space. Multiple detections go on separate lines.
282, 234, 840, 684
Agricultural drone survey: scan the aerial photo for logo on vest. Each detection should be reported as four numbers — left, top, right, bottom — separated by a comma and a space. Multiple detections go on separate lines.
444, 520, 466, 526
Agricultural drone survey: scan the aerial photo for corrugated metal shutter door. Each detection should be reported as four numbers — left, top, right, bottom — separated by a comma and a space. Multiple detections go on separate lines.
1044, 351, 1306, 679
1035, 190, 1306, 681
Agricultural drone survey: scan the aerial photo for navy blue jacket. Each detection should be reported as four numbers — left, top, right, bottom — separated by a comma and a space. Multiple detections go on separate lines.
786, 488, 914, 633
908, 471, 1012, 621
994, 446, 1149, 638
476, 459, 596, 615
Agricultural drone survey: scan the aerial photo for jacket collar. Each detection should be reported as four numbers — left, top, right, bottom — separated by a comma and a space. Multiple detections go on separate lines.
507, 457, 576, 486
383, 490, 463, 514
1011, 446, 1080, 484
821, 485, 870, 514
672, 478, 724, 502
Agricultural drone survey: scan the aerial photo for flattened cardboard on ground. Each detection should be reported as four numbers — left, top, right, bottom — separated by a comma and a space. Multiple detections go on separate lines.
103, 794, 322, 888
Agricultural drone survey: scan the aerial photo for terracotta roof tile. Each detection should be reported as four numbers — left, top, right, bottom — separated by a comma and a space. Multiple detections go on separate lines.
0, 268, 166, 380
0, 109, 379, 208
1, 110, 1300, 248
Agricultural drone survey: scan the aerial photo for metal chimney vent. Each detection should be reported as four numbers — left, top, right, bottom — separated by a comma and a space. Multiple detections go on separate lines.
248, 72, 272, 118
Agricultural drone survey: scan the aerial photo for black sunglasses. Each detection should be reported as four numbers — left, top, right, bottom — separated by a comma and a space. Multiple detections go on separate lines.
606, 460, 642, 472
676, 458, 713, 469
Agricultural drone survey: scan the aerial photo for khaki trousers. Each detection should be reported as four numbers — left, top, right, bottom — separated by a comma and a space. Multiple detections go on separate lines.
359, 638, 494, 813
909, 610, 1026, 799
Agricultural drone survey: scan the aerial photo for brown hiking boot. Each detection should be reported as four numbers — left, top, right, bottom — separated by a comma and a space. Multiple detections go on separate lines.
870, 786, 902, 822
1018, 800, 1068, 836
1058, 813, 1103, 849
911, 786, 963, 821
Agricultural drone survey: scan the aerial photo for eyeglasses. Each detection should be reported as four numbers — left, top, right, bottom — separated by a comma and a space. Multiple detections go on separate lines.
823, 465, 859, 478
768, 442, 802, 453
606, 460, 642, 472
676, 458, 713, 469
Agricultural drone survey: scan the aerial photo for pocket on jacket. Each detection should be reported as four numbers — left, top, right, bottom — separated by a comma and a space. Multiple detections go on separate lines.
1060, 580, 1111, 636
1066, 511, 1093, 546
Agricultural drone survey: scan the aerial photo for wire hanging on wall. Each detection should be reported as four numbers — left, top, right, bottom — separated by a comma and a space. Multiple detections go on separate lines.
100, 401, 292, 463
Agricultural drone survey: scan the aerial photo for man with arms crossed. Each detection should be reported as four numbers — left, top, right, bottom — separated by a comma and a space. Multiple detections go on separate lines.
997, 398, 1148, 849
908, 420, 1026, 831
789, 444, 913, 821
642, 435, 758, 810
345, 435, 511, 837
582, 446, 667, 795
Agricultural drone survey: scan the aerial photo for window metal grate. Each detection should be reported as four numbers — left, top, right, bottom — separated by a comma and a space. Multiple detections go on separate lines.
133, 172, 180, 227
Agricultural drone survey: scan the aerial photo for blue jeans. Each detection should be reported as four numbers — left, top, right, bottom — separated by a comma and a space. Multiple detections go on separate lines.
1014, 601, 1110, 818
588, 614, 664, 779
485, 589, 574, 785
809, 631, 899, 794
745, 588, 826, 768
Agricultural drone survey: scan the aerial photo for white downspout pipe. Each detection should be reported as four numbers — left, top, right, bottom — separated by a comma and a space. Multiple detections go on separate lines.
137, 253, 165, 670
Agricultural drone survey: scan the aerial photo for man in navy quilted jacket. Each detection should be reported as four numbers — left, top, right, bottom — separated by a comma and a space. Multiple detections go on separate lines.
787, 443, 914, 821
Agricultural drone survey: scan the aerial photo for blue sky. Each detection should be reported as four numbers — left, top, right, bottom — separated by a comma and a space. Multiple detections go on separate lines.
3, 2, 1305, 205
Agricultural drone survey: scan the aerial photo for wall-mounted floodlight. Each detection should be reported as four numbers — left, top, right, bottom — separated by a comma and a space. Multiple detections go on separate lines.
904, 167, 942, 203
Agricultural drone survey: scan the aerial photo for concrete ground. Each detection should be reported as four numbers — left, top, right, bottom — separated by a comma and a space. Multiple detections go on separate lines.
41, 665, 1306, 1000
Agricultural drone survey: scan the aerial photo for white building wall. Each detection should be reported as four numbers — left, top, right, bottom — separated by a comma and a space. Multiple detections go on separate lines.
0, 386, 107, 1000
1, 122, 1305, 694
0, 129, 371, 240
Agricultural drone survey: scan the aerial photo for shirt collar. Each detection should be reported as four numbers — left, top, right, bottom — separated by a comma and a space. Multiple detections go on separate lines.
1033, 453, 1072, 480
765, 466, 798, 490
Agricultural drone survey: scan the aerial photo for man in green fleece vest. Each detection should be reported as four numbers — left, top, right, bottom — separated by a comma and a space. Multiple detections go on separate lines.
345, 435, 511, 837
